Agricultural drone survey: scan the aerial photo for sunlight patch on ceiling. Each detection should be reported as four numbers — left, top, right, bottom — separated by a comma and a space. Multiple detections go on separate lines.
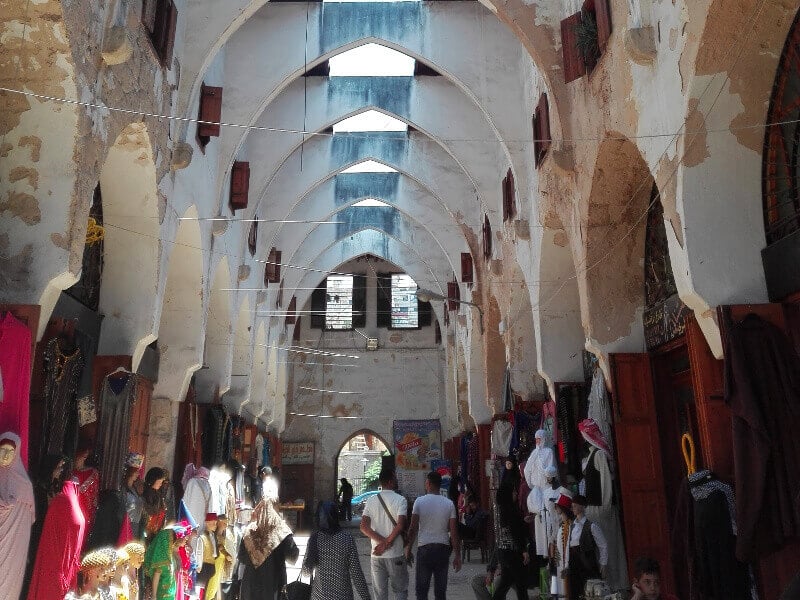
329, 44, 415, 77
333, 110, 408, 133
341, 160, 398, 174
353, 198, 390, 207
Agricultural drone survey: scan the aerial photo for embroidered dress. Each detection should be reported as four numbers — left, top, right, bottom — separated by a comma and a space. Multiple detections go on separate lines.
41, 338, 84, 456
144, 529, 177, 600
98, 373, 138, 491
0, 313, 32, 466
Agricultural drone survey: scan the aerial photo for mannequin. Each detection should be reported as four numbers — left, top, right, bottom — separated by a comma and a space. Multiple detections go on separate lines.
196, 513, 220, 598
183, 464, 213, 530
578, 418, 628, 591
523, 429, 555, 557
551, 494, 574, 599
27, 479, 87, 600
122, 541, 146, 600
0, 432, 35, 600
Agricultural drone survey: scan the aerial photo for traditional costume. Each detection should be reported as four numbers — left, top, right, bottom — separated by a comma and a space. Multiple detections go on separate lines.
143, 527, 183, 600
551, 494, 573, 600
27, 480, 86, 600
523, 429, 555, 557
0, 432, 35, 600
182, 466, 213, 530
578, 418, 628, 591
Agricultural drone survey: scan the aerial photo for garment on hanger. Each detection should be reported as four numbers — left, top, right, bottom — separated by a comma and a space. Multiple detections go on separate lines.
255, 434, 265, 467
0, 313, 32, 466
203, 406, 228, 467
722, 313, 800, 562
491, 420, 513, 457
26, 480, 86, 600
587, 369, 614, 460
41, 337, 84, 456
0, 431, 35, 600
97, 371, 138, 491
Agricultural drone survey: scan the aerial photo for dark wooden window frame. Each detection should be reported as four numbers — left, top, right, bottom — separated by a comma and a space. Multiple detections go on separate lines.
461, 252, 474, 285
533, 93, 552, 167
197, 84, 223, 151
141, 0, 178, 69
230, 161, 250, 212
561, 0, 612, 83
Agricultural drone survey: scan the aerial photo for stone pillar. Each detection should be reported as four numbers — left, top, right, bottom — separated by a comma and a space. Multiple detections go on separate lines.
146, 396, 180, 472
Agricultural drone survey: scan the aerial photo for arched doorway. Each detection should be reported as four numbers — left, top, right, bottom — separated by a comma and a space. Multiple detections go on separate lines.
334, 430, 392, 505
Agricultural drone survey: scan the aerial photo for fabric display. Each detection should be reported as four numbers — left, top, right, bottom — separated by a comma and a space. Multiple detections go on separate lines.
0, 312, 32, 466
41, 337, 84, 456
491, 419, 513, 457
586, 369, 614, 460
0, 431, 35, 600
255, 433, 265, 467
721, 313, 800, 562
97, 371, 138, 491
510, 409, 540, 461
77, 394, 97, 427
467, 433, 480, 493
87, 490, 132, 550
203, 406, 228, 467
26, 480, 87, 600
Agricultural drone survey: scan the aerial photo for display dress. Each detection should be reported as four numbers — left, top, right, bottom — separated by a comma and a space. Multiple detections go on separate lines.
523, 430, 555, 557
0, 432, 35, 600
0, 313, 32, 466
98, 373, 138, 491
144, 529, 178, 600
73, 463, 101, 540
41, 337, 83, 456
26, 480, 86, 600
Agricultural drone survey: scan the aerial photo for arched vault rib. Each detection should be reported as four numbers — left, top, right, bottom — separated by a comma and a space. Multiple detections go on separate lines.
208, 2, 535, 203
266, 173, 468, 280
239, 75, 516, 234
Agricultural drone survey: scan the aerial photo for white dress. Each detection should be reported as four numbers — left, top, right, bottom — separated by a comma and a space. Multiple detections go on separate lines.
523, 444, 555, 556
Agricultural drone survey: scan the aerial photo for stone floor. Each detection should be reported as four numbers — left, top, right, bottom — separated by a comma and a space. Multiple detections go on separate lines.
286, 516, 492, 599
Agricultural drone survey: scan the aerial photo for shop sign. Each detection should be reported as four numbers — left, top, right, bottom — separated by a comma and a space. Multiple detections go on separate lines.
644, 294, 691, 350
393, 419, 442, 498
282, 442, 315, 465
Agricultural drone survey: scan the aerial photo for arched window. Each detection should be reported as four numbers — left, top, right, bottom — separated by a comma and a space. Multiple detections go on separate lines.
763, 11, 800, 245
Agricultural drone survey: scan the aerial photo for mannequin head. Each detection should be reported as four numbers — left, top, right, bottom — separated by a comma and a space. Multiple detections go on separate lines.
80, 549, 115, 592
534, 429, 546, 449
123, 542, 145, 570
204, 513, 218, 533
573, 494, 588, 518
144, 467, 168, 491
554, 495, 573, 522
216, 514, 229, 535
0, 438, 17, 468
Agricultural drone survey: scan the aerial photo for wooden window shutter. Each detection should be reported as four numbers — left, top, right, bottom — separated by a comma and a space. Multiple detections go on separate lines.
561, 12, 587, 83
286, 296, 297, 325
230, 161, 250, 211
534, 93, 551, 167
248, 220, 258, 256
292, 316, 302, 340
444, 306, 450, 326
506, 168, 516, 219
593, 0, 612, 52
461, 252, 473, 284
376, 273, 391, 328
482, 214, 492, 260
310, 282, 326, 329
447, 280, 460, 312
352, 274, 367, 328
266, 248, 280, 283
435, 321, 442, 345
198, 85, 223, 137
501, 173, 509, 221
419, 299, 432, 327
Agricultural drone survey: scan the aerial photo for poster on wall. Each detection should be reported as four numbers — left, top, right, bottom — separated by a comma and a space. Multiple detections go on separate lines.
393, 419, 442, 498
430, 459, 452, 496
281, 442, 315, 465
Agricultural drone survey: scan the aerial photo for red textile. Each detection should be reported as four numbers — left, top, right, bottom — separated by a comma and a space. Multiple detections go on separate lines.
118, 512, 134, 546
73, 467, 100, 543
0, 313, 32, 467
26, 480, 86, 600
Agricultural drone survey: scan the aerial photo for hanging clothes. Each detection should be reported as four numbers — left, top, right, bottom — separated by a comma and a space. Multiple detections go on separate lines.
0, 313, 32, 466
41, 337, 84, 457
203, 406, 227, 467
510, 409, 540, 460
586, 369, 614, 460
87, 490, 128, 550
524, 430, 555, 557
0, 431, 35, 600
26, 480, 86, 600
722, 313, 800, 562
255, 433, 265, 467
98, 372, 138, 491
183, 467, 214, 529
491, 420, 513, 457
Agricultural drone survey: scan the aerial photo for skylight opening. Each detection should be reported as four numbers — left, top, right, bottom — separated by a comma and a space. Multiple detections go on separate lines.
341, 160, 398, 174
324, 0, 419, 4
329, 44, 416, 77
353, 198, 390, 207
333, 110, 408, 134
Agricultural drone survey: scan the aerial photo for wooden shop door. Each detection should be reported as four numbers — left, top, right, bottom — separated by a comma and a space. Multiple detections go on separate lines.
609, 353, 676, 593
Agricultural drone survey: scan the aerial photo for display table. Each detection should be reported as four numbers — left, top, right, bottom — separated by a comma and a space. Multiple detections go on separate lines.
278, 501, 306, 530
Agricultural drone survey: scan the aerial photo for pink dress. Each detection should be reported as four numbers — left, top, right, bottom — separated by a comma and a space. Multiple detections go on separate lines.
0, 313, 32, 466
0, 431, 34, 600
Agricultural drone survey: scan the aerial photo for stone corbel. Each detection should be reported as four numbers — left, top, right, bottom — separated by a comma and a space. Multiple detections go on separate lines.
238, 264, 251, 281
212, 219, 228, 236
624, 26, 657, 66
101, 26, 133, 66
171, 142, 193, 170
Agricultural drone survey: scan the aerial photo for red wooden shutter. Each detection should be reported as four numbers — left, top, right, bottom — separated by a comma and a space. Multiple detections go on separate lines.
610, 353, 676, 592
593, 0, 612, 51
230, 161, 250, 211
271, 249, 281, 283
538, 94, 551, 165
447, 280, 459, 312
506, 168, 516, 219
561, 13, 587, 83
292, 316, 302, 341
482, 214, 492, 260
286, 296, 297, 325
248, 220, 258, 256
161, 0, 178, 68
501, 174, 508, 221
198, 85, 223, 137
461, 252, 473, 284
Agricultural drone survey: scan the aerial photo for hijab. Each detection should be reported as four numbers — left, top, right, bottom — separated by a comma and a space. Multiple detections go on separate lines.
304, 501, 340, 571
241, 498, 293, 568
0, 432, 34, 513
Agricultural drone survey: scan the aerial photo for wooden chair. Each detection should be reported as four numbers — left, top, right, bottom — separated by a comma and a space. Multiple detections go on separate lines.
461, 515, 489, 563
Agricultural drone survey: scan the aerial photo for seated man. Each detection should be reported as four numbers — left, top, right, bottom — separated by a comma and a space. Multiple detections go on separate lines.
631, 557, 679, 600
470, 549, 499, 600
459, 495, 488, 540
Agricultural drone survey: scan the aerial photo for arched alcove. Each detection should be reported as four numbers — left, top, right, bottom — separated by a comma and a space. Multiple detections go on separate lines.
334, 429, 392, 500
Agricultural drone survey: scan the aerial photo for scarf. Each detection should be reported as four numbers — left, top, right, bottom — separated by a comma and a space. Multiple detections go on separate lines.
242, 499, 293, 568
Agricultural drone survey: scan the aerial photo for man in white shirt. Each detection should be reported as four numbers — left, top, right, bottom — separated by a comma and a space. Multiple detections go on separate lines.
405, 471, 461, 600
361, 468, 409, 600
568, 494, 608, 598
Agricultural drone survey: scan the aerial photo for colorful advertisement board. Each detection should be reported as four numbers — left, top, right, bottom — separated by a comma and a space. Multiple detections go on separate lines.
393, 419, 442, 498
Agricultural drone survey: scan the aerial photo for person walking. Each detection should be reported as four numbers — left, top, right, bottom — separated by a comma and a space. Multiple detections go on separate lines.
492, 477, 531, 599
302, 501, 372, 600
405, 471, 462, 600
361, 467, 409, 600
338, 477, 354, 521
238, 498, 299, 600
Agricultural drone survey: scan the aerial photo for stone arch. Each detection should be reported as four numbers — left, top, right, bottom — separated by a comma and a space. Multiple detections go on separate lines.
197, 258, 234, 403
581, 137, 655, 358
153, 206, 205, 403
97, 123, 161, 369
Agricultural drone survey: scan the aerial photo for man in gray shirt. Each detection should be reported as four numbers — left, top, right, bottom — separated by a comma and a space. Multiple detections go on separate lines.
405, 471, 462, 599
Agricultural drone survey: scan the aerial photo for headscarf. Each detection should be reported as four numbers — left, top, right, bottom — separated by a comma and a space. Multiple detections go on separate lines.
0, 432, 34, 513
304, 501, 339, 571
578, 418, 611, 457
241, 499, 293, 568
534, 429, 550, 447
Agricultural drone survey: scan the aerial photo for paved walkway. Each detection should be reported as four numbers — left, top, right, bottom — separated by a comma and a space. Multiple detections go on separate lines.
286, 516, 491, 599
